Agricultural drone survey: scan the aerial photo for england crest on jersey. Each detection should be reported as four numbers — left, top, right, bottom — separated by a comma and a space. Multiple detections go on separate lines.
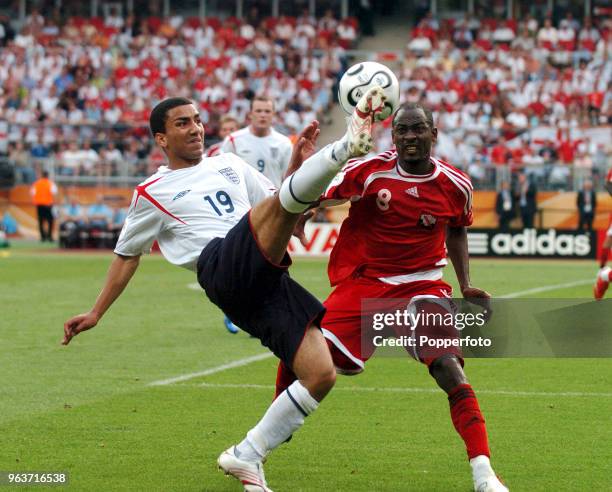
219, 167, 240, 185
271, 147, 279, 160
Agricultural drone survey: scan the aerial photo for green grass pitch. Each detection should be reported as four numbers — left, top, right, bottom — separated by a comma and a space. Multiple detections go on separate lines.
0, 243, 610, 491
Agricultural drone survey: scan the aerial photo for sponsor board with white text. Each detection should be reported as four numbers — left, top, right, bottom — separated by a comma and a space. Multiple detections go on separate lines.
468, 228, 596, 258
288, 224, 597, 259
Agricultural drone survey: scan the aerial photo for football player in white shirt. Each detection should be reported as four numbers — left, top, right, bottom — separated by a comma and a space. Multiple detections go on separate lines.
220, 96, 293, 188
62, 89, 386, 491
206, 114, 239, 158
219, 97, 291, 335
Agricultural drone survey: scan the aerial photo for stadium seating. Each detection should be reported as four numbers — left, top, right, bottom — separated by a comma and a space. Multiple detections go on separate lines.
0, 8, 609, 192
382, 12, 611, 189
0, 10, 352, 182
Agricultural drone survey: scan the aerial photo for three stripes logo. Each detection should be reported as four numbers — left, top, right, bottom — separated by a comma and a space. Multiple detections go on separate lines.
468, 232, 489, 255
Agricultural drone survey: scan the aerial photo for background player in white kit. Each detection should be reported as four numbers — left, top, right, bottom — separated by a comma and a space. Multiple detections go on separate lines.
219, 96, 293, 334
220, 96, 293, 188
206, 115, 240, 158
61, 90, 384, 491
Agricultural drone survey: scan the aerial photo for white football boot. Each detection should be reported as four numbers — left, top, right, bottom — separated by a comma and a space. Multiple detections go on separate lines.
345, 85, 387, 158
474, 474, 509, 492
218, 446, 273, 492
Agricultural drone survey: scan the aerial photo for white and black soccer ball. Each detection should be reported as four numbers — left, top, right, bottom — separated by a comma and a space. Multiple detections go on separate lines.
338, 61, 400, 120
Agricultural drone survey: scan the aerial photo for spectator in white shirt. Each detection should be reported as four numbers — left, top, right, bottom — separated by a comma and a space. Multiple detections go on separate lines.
318, 9, 338, 32
537, 18, 558, 50
408, 31, 433, 55
557, 24, 576, 50
337, 19, 357, 48
105, 7, 124, 29
511, 26, 535, 51
578, 17, 600, 51
492, 20, 516, 45
275, 16, 294, 45
25, 8, 44, 33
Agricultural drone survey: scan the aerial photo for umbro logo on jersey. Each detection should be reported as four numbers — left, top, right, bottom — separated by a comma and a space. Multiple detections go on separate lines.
172, 189, 191, 201
219, 167, 240, 185
405, 186, 419, 198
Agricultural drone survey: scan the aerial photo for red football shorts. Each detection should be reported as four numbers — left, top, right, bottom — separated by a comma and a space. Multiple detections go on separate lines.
321, 276, 463, 374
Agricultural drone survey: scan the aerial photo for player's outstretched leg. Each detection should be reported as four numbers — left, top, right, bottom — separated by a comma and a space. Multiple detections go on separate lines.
594, 239, 611, 300
278, 85, 386, 214
429, 356, 508, 492
594, 267, 611, 300
250, 86, 386, 263
218, 327, 335, 491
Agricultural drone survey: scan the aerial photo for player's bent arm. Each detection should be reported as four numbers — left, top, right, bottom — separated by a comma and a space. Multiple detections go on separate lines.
447, 226, 491, 316
446, 226, 471, 293
62, 254, 140, 345
89, 253, 141, 319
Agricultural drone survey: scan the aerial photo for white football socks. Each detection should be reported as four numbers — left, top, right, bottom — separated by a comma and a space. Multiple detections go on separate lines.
235, 381, 319, 462
279, 141, 349, 214
471, 455, 494, 482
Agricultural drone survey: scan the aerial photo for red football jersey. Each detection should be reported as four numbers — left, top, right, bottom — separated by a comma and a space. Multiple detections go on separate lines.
323, 151, 473, 286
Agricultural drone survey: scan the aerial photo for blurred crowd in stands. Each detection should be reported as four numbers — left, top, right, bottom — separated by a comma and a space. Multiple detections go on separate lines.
373, 9, 612, 189
0, 6, 352, 181
0, 5, 610, 192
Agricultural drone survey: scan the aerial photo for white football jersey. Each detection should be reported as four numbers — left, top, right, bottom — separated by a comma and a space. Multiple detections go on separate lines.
114, 153, 276, 271
220, 127, 293, 188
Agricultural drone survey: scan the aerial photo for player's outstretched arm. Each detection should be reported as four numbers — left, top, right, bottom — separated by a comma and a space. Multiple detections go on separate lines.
62, 254, 141, 345
446, 226, 491, 317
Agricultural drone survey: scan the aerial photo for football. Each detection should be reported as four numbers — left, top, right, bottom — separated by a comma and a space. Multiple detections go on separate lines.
338, 61, 400, 120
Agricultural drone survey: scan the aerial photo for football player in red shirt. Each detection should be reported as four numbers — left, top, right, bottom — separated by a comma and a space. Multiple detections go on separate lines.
594, 168, 612, 299
277, 102, 508, 492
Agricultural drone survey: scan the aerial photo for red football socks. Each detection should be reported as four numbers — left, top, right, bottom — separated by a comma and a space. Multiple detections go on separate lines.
448, 384, 491, 459
600, 247, 610, 269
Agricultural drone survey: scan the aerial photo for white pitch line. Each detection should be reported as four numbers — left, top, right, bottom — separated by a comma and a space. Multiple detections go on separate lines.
165, 276, 596, 388
500, 279, 593, 298
190, 382, 612, 398
148, 352, 274, 386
